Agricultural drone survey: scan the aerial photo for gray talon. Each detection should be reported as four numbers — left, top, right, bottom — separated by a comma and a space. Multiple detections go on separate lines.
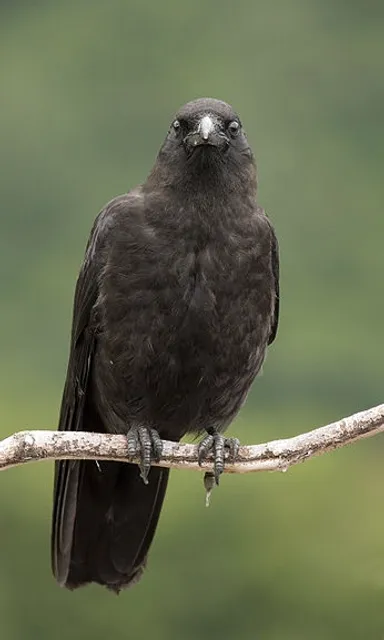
127, 426, 163, 485
150, 428, 163, 462
127, 429, 139, 457
198, 433, 240, 485
198, 434, 214, 465
229, 437, 240, 460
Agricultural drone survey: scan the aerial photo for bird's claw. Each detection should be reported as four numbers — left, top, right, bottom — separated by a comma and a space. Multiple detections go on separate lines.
198, 432, 240, 486
127, 426, 163, 484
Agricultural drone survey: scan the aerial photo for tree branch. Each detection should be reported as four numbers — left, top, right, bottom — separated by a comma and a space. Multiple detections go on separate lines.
0, 404, 383, 474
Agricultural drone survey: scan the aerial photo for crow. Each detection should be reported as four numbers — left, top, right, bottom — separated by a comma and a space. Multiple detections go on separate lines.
51, 97, 279, 592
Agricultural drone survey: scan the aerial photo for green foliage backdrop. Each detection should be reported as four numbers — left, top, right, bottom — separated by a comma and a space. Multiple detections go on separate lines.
0, 1, 383, 638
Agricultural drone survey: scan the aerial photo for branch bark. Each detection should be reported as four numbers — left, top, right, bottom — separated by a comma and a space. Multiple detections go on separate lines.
0, 404, 383, 474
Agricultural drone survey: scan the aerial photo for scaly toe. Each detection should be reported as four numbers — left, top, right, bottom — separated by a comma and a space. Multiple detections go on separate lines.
127, 429, 139, 457
149, 428, 163, 462
126, 426, 163, 485
227, 437, 240, 460
137, 426, 152, 484
198, 434, 215, 466
198, 433, 240, 486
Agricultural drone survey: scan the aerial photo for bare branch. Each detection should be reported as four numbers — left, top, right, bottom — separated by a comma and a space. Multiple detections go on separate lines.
0, 403, 383, 474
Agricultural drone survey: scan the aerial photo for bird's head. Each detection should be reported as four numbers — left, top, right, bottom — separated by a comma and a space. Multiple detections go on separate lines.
170, 98, 250, 158
150, 98, 256, 193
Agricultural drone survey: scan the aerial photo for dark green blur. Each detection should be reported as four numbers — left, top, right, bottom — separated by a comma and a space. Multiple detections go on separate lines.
0, 2, 383, 638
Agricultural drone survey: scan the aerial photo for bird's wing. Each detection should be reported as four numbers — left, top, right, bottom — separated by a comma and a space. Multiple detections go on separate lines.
52, 192, 172, 591
51, 204, 114, 584
268, 227, 280, 345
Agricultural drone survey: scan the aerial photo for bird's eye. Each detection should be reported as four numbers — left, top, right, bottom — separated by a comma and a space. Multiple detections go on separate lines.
172, 120, 181, 133
228, 121, 240, 137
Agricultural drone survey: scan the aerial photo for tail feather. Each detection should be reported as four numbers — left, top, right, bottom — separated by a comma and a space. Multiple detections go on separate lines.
52, 459, 169, 592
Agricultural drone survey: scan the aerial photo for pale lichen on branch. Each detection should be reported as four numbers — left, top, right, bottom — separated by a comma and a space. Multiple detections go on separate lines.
0, 404, 383, 474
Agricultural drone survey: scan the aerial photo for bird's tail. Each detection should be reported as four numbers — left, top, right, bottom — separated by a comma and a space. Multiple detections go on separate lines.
52, 459, 169, 592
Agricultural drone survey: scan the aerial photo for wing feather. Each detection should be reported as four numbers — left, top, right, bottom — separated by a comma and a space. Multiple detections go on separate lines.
52, 211, 107, 584
268, 227, 280, 345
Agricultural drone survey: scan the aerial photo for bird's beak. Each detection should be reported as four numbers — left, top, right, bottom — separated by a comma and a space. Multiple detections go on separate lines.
198, 115, 216, 142
184, 115, 229, 152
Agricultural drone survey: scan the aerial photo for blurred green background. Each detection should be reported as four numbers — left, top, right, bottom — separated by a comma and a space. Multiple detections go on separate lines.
1, 1, 383, 638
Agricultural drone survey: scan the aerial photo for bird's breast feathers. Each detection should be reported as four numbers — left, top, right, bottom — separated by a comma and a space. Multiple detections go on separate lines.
101, 219, 274, 369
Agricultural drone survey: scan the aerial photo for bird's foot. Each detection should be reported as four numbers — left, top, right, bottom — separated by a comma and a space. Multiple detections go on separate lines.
198, 432, 240, 487
127, 426, 163, 484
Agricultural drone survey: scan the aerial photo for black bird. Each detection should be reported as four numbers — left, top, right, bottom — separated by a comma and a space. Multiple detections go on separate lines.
51, 98, 280, 592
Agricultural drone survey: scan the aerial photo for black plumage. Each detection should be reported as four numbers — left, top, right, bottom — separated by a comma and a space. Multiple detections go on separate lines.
51, 97, 280, 592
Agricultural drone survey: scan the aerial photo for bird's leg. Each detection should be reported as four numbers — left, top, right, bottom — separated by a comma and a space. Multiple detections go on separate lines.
198, 428, 240, 487
127, 426, 163, 485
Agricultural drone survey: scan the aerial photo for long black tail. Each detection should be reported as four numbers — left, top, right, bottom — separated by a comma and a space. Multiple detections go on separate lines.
52, 458, 169, 592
